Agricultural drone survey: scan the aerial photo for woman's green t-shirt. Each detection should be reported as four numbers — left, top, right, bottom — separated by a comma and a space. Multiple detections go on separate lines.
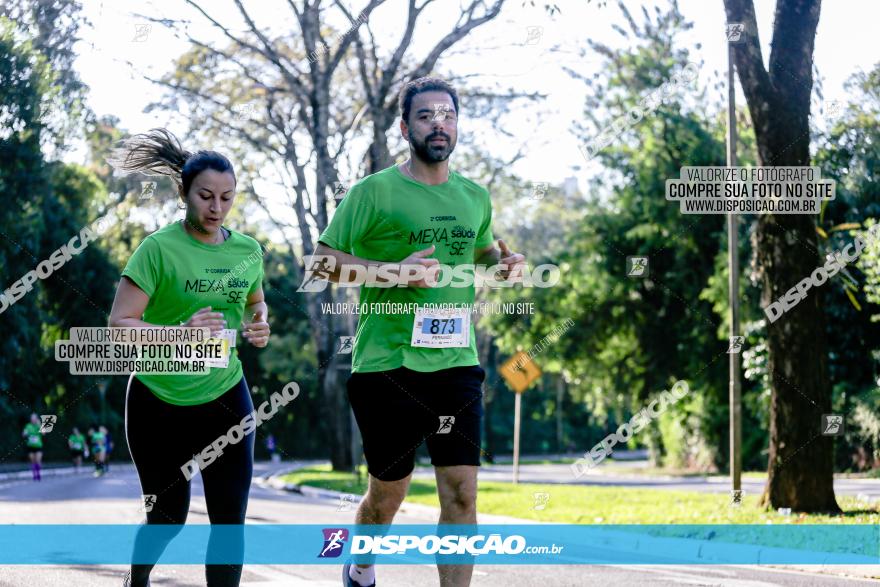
69, 433, 85, 450
121, 221, 264, 406
23, 422, 42, 448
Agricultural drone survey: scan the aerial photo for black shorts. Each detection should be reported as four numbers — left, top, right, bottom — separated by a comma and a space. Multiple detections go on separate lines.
70, 449, 84, 458
346, 365, 485, 481
26, 447, 42, 455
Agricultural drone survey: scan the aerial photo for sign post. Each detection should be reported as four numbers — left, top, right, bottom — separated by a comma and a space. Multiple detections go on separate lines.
500, 351, 542, 484
725, 23, 743, 505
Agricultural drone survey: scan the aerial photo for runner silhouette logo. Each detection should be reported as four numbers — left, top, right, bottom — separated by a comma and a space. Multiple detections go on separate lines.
727, 336, 744, 354
627, 256, 649, 278
338, 336, 354, 354
437, 416, 455, 434
726, 23, 745, 42
298, 255, 336, 292
39, 415, 56, 433
141, 494, 157, 513
821, 414, 844, 436
318, 528, 349, 558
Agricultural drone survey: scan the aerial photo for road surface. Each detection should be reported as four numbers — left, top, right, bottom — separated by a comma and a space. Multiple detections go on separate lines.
0, 463, 876, 586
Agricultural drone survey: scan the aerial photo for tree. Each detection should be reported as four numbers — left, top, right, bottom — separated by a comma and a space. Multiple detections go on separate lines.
0, 0, 89, 153
487, 2, 742, 469
0, 16, 52, 404
0, 7, 120, 461
723, 0, 839, 511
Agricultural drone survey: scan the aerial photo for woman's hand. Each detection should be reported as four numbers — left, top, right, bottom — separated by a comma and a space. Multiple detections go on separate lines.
241, 310, 270, 348
184, 306, 226, 337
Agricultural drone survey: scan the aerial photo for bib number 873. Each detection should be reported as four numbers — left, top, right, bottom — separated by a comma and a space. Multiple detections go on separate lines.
424, 318, 460, 334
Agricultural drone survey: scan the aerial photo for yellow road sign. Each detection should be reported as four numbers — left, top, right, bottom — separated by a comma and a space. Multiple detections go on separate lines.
500, 351, 542, 393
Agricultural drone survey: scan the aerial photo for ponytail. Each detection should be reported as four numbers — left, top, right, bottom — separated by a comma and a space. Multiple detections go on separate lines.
107, 128, 235, 197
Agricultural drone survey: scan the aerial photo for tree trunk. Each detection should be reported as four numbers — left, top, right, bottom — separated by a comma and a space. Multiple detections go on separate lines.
367, 112, 393, 174
758, 213, 836, 510
480, 335, 498, 464
723, 0, 838, 512
307, 288, 353, 471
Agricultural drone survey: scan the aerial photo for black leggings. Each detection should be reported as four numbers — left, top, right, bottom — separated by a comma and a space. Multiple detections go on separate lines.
125, 375, 255, 587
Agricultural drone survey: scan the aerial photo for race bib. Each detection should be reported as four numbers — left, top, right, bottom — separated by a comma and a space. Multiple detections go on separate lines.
175, 330, 234, 368
411, 307, 470, 348
220, 328, 237, 348
204, 333, 232, 368
28, 435, 40, 445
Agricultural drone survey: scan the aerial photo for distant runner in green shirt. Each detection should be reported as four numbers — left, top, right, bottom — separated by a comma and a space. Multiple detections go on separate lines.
108, 128, 271, 587
314, 77, 526, 587
87, 424, 106, 477
68, 427, 86, 472
22, 413, 44, 482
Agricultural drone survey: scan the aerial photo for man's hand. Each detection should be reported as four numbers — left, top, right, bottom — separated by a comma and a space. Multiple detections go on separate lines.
395, 245, 440, 287
498, 239, 526, 281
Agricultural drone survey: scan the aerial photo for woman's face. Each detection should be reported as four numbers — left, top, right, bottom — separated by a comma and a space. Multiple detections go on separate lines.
183, 169, 236, 233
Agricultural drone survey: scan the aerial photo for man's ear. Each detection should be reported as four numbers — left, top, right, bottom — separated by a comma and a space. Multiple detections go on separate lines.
400, 118, 409, 142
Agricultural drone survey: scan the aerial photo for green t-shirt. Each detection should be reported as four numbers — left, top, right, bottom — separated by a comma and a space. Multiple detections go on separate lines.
90, 431, 106, 451
121, 221, 264, 405
69, 433, 85, 450
24, 422, 42, 448
318, 165, 494, 373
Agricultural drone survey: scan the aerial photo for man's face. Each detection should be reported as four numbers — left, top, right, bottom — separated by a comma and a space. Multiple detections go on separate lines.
402, 90, 458, 163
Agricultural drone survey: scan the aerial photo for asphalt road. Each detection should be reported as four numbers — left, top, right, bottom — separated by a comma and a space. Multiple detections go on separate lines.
0, 463, 876, 586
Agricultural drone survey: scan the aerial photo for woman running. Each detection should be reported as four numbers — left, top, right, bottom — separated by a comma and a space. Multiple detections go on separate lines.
22, 413, 44, 481
68, 427, 85, 472
108, 129, 269, 587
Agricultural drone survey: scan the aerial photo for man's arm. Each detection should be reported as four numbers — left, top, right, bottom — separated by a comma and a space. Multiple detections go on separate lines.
313, 242, 393, 284
474, 239, 526, 280
474, 244, 501, 266
313, 242, 438, 287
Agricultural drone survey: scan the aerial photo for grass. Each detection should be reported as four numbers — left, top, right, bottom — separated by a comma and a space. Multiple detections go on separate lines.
281, 465, 880, 525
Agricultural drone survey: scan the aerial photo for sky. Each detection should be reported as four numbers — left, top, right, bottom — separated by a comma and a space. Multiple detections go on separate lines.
72, 0, 880, 195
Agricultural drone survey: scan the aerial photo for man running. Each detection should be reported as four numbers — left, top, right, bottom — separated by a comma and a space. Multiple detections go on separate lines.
22, 413, 44, 481
314, 77, 525, 587
68, 427, 86, 472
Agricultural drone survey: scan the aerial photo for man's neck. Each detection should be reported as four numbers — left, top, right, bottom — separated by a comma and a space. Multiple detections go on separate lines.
404, 156, 449, 185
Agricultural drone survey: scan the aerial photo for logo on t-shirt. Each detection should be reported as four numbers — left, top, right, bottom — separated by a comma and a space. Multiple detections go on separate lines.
408, 223, 476, 257
184, 276, 250, 305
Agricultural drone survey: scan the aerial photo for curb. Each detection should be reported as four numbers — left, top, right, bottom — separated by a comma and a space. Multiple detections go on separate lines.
0, 464, 134, 482
258, 466, 536, 523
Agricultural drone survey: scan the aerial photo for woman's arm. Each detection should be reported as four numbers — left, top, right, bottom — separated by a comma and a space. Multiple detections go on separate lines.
241, 288, 270, 347
108, 277, 153, 328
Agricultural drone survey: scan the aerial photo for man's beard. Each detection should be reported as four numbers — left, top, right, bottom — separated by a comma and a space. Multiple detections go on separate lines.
409, 129, 455, 163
